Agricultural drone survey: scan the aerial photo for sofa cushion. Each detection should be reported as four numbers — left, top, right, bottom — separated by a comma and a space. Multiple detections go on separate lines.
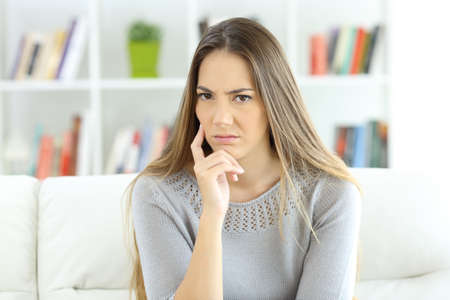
0, 175, 40, 300
37, 173, 137, 300
356, 268, 450, 299
349, 168, 450, 280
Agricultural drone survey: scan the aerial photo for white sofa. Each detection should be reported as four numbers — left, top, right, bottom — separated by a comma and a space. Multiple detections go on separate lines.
0, 168, 449, 300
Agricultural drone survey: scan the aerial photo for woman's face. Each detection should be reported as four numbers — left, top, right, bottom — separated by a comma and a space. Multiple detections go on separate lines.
195, 49, 271, 160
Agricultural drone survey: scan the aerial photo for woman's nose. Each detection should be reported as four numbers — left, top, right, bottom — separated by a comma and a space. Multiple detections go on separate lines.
212, 100, 233, 126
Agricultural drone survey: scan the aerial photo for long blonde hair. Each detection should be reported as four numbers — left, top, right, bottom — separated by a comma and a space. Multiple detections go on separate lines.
122, 17, 363, 300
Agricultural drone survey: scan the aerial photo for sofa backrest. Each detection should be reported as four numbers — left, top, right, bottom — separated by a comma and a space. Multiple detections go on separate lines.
37, 173, 137, 300
0, 175, 40, 300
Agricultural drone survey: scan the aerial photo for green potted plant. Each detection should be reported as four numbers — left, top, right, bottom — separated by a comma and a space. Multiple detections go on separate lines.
128, 20, 162, 78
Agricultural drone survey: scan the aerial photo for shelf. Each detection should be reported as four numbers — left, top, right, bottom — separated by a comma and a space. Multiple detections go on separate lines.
100, 78, 186, 90
0, 80, 91, 91
295, 74, 390, 87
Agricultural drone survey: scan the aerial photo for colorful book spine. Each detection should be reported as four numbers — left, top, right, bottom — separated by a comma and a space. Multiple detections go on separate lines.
311, 23, 382, 75
56, 18, 77, 79
341, 27, 357, 74
334, 120, 388, 168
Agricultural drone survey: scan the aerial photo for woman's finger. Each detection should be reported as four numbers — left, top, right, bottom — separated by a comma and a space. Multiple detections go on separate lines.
190, 124, 205, 163
210, 149, 244, 172
204, 162, 243, 181
196, 155, 243, 175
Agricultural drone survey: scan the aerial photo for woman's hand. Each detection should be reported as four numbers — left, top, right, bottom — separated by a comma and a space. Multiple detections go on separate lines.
190, 124, 245, 221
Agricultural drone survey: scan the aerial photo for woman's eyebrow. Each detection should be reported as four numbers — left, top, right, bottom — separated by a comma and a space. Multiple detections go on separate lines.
196, 85, 254, 94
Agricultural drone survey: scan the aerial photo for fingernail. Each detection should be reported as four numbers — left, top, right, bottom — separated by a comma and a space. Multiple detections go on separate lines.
233, 174, 238, 181
239, 168, 244, 173
199, 124, 202, 128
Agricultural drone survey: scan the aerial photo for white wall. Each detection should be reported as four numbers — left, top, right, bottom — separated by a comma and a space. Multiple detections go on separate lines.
389, 0, 450, 172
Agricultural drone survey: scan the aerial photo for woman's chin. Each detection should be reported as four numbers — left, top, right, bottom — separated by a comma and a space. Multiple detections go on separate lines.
212, 145, 239, 156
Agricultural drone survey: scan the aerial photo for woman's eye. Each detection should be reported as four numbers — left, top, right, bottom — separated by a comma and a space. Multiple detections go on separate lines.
235, 95, 252, 103
197, 93, 212, 100
197, 93, 251, 103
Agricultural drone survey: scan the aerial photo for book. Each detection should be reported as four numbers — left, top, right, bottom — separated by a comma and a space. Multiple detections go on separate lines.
363, 25, 381, 73
56, 18, 77, 79
310, 33, 327, 75
52, 136, 63, 177
350, 27, 366, 74
36, 135, 54, 180
148, 125, 169, 162
378, 121, 388, 167
352, 125, 366, 167
58, 16, 88, 80
29, 124, 44, 176
14, 33, 35, 80
10, 35, 26, 79
327, 28, 339, 71
341, 27, 357, 74
367, 120, 382, 167
334, 126, 347, 159
368, 24, 384, 74
32, 33, 55, 80
46, 30, 67, 79
343, 126, 355, 165
60, 130, 73, 176
105, 126, 135, 174
26, 37, 42, 77
137, 119, 154, 172
69, 114, 81, 175
123, 130, 141, 173
76, 110, 91, 176
332, 25, 351, 74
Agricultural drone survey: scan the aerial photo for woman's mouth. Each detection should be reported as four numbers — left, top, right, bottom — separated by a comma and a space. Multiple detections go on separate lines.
214, 135, 239, 144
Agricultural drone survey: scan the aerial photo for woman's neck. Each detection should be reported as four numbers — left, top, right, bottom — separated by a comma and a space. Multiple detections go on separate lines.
227, 151, 281, 191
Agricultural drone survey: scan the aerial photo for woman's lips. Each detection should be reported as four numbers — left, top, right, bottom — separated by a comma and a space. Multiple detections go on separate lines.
214, 136, 239, 143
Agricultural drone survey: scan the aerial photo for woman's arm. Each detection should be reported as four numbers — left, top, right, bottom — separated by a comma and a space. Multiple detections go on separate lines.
174, 212, 224, 300
133, 176, 225, 300
295, 175, 361, 300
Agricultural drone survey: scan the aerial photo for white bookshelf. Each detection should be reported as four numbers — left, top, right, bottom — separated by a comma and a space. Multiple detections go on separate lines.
0, 0, 391, 176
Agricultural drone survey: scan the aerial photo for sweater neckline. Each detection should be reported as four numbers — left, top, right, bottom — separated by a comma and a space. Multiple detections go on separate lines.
181, 167, 281, 207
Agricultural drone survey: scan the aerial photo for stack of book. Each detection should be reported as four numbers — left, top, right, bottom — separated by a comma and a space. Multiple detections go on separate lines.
334, 119, 388, 168
310, 24, 382, 75
9, 15, 87, 80
104, 119, 172, 174
26, 111, 90, 179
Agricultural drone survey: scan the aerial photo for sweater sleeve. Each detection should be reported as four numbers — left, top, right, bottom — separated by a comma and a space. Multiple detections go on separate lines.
131, 176, 192, 300
295, 174, 361, 300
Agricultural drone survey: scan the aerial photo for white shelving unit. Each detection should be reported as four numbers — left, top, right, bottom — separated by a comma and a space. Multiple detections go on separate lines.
0, 0, 390, 176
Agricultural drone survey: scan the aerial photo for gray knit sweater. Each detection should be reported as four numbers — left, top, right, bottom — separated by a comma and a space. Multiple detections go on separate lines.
131, 167, 361, 300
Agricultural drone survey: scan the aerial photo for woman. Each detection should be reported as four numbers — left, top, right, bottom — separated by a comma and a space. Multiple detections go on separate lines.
123, 17, 362, 300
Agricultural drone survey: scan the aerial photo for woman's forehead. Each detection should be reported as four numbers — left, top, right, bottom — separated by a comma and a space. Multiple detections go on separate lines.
198, 51, 255, 91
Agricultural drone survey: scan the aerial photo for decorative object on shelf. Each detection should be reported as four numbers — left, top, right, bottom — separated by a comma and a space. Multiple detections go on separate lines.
3, 130, 31, 175
127, 20, 162, 78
